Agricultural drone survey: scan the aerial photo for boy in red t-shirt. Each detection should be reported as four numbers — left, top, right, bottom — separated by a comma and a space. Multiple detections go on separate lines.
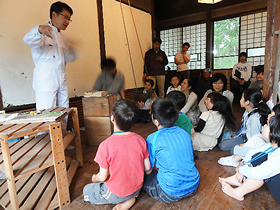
83, 99, 151, 209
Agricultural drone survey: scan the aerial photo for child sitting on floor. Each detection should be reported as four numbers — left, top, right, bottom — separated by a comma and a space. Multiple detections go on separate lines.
166, 74, 181, 94
218, 104, 280, 167
192, 92, 238, 151
219, 89, 270, 152
134, 79, 157, 123
166, 90, 194, 135
83, 99, 151, 209
219, 115, 280, 203
143, 98, 200, 203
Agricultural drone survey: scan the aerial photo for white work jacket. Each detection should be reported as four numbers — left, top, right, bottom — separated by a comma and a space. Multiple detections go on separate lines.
23, 22, 76, 92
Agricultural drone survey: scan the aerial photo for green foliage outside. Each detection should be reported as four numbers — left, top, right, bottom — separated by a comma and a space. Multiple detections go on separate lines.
214, 17, 240, 69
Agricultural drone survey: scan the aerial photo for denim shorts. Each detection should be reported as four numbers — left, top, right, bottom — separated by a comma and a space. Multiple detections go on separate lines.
83, 182, 141, 204
142, 170, 197, 203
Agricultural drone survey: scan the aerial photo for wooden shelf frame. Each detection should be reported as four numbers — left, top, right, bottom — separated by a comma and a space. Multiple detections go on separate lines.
0, 107, 83, 210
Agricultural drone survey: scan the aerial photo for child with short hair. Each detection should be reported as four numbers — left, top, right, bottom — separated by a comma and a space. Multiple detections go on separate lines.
166, 74, 181, 94
166, 90, 194, 135
219, 89, 271, 152
192, 92, 238, 151
143, 98, 199, 203
134, 79, 157, 123
83, 99, 151, 209
219, 115, 280, 203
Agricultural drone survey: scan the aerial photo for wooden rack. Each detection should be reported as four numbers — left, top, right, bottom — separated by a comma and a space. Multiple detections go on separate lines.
0, 107, 83, 210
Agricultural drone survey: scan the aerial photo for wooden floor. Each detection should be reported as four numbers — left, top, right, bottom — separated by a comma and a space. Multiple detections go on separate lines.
65, 114, 280, 209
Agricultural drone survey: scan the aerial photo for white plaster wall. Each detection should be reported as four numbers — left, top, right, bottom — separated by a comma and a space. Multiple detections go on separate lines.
0, 0, 152, 108
103, 0, 152, 89
0, 0, 100, 107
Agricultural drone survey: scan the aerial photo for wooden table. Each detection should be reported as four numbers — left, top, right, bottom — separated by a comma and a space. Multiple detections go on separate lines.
0, 107, 83, 210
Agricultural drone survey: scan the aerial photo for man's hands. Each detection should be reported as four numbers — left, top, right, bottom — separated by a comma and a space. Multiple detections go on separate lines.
38, 25, 54, 39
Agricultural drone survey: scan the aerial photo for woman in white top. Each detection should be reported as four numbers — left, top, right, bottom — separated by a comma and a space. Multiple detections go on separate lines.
181, 78, 200, 126
199, 73, 234, 113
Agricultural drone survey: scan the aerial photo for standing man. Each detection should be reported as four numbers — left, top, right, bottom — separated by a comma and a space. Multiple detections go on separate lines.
175, 42, 191, 80
230, 52, 252, 102
23, 1, 76, 111
143, 38, 168, 98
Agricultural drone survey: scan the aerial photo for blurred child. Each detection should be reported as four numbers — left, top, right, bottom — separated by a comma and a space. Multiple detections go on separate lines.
219, 89, 270, 152
218, 104, 280, 167
166, 90, 194, 135
93, 58, 125, 99
219, 115, 280, 203
83, 100, 150, 209
196, 68, 212, 103
166, 74, 181, 94
143, 98, 199, 203
192, 92, 238, 151
134, 79, 157, 123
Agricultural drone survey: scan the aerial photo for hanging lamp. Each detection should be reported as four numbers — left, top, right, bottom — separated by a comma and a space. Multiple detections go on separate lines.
198, 0, 222, 4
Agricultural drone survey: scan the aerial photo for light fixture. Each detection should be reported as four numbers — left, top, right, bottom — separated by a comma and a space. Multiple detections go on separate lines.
198, 0, 222, 4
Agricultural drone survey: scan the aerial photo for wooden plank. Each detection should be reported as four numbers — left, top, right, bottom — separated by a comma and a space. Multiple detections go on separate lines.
0, 137, 34, 164
9, 122, 43, 140
82, 97, 111, 117
20, 167, 55, 210
0, 134, 19, 210
84, 117, 112, 136
7, 135, 47, 170
49, 122, 70, 208
0, 124, 15, 133
15, 170, 45, 207
15, 142, 52, 180
0, 180, 7, 198
34, 175, 57, 210
71, 108, 83, 166
1, 124, 29, 138
63, 132, 76, 150
0, 173, 32, 209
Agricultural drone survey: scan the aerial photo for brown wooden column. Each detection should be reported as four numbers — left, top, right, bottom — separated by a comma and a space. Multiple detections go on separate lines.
263, 0, 280, 100
0, 88, 3, 110
206, 10, 214, 70
97, 0, 106, 60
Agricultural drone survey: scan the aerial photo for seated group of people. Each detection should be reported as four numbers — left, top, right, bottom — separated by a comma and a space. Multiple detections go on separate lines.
83, 62, 280, 208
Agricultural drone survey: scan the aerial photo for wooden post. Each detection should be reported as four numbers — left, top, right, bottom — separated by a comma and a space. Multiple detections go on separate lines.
263, 0, 280, 100
0, 134, 19, 210
49, 122, 70, 208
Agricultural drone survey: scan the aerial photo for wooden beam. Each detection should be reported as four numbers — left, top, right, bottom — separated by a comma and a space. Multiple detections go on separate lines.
263, 0, 280, 100
96, 0, 106, 60
211, 0, 267, 19
115, 0, 153, 14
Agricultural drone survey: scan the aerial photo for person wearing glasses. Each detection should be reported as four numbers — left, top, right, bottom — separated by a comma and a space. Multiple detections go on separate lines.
23, 1, 76, 113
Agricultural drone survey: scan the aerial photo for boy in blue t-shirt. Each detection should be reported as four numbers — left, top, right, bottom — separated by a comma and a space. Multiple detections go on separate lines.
143, 98, 200, 203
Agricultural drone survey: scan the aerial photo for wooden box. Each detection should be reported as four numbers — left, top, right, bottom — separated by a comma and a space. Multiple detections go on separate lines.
82, 95, 116, 145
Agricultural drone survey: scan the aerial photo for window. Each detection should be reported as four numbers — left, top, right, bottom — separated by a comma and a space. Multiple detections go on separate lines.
214, 17, 240, 69
240, 12, 267, 66
160, 23, 206, 71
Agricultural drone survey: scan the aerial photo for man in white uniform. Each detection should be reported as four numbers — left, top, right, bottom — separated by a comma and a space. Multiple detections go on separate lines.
23, 1, 76, 110
175, 42, 191, 80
